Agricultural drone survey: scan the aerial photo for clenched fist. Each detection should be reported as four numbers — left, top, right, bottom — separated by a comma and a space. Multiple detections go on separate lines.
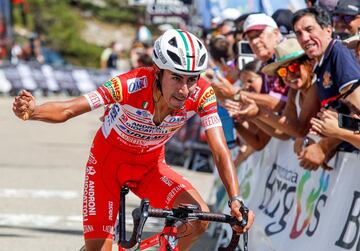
12, 90, 36, 121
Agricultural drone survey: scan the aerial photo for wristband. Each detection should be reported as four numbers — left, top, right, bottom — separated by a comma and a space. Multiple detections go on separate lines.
228, 195, 244, 208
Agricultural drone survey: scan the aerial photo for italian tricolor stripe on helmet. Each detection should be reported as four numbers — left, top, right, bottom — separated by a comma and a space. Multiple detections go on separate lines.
176, 29, 196, 72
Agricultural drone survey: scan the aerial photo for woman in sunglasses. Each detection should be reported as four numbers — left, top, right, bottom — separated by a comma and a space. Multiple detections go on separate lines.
226, 37, 320, 143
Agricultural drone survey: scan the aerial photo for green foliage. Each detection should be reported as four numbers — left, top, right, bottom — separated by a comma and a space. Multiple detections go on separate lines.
16, 0, 142, 67
74, 0, 145, 24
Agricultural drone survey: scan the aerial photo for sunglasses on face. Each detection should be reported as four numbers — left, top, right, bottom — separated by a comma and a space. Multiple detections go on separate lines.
276, 62, 301, 78
332, 15, 357, 24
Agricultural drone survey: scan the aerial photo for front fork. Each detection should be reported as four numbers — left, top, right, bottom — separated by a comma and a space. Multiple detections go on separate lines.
159, 224, 179, 251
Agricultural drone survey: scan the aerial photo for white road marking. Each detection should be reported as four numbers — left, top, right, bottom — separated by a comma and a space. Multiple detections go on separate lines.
0, 188, 80, 199
0, 213, 82, 227
0, 188, 163, 230
0, 213, 163, 231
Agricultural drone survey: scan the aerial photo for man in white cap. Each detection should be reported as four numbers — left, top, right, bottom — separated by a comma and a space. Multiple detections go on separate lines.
235, 13, 288, 112
212, 13, 287, 112
211, 13, 288, 150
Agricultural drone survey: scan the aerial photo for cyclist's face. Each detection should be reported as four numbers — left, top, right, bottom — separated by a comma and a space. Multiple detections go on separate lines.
161, 70, 199, 109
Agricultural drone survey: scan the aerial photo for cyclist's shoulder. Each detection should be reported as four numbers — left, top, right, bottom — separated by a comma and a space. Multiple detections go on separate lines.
193, 78, 216, 102
186, 80, 217, 116
120, 67, 156, 79
115, 67, 155, 97
197, 76, 211, 89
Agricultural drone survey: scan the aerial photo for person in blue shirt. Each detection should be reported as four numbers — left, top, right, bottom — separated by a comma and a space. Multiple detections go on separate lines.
292, 6, 360, 170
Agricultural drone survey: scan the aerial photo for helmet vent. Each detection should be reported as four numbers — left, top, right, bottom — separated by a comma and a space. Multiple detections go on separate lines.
197, 39, 203, 49
168, 37, 178, 48
198, 54, 206, 67
167, 50, 182, 66
153, 50, 159, 59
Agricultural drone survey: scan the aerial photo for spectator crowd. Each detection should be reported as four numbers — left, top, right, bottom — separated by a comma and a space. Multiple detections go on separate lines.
199, 0, 360, 174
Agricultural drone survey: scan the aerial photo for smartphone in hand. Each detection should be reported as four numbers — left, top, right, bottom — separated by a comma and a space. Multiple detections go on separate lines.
338, 113, 360, 133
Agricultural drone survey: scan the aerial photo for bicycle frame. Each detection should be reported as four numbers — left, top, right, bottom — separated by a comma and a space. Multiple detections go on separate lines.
117, 185, 248, 251
117, 185, 180, 251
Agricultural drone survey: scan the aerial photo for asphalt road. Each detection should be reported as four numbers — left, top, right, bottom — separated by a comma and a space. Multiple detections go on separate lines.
0, 96, 217, 251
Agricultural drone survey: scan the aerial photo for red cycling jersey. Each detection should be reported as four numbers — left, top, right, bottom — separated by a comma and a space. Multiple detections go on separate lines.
84, 67, 222, 153
81, 67, 222, 240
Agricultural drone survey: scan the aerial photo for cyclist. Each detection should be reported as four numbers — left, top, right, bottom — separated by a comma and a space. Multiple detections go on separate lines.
12, 29, 254, 251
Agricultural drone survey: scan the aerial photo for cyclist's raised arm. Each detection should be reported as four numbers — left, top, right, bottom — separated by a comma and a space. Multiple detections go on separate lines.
13, 90, 92, 123
12, 73, 130, 123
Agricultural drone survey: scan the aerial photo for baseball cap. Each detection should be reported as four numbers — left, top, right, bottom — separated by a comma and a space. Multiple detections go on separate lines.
334, 0, 360, 16
243, 13, 278, 34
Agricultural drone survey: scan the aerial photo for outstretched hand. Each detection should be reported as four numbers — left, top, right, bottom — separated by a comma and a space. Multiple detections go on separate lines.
211, 73, 237, 102
12, 90, 36, 121
225, 95, 259, 120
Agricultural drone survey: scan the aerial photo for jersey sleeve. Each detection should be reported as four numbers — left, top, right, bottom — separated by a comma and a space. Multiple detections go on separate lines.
83, 75, 125, 110
83, 67, 155, 110
194, 79, 222, 130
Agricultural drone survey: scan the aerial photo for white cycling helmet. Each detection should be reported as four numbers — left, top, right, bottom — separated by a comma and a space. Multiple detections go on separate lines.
152, 29, 208, 76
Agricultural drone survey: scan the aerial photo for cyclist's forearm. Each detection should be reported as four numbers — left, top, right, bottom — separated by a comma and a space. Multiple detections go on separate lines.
30, 97, 91, 123
214, 150, 240, 198
205, 127, 240, 197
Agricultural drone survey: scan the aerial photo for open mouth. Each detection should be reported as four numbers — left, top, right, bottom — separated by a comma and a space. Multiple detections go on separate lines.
304, 43, 316, 50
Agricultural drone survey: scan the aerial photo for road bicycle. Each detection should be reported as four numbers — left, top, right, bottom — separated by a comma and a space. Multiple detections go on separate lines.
79, 184, 249, 251
116, 185, 249, 251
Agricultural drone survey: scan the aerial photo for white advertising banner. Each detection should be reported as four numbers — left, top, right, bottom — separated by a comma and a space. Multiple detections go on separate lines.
215, 138, 360, 251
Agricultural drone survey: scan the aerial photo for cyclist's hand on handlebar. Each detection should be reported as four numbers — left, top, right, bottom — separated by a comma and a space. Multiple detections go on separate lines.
230, 200, 255, 234
12, 90, 36, 121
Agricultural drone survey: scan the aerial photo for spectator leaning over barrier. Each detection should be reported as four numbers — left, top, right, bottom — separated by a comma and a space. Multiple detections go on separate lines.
239, 59, 263, 93
226, 37, 320, 141
211, 13, 288, 113
332, 0, 360, 37
310, 109, 360, 148
240, 13, 288, 112
227, 59, 264, 157
292, 6, 360, 170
